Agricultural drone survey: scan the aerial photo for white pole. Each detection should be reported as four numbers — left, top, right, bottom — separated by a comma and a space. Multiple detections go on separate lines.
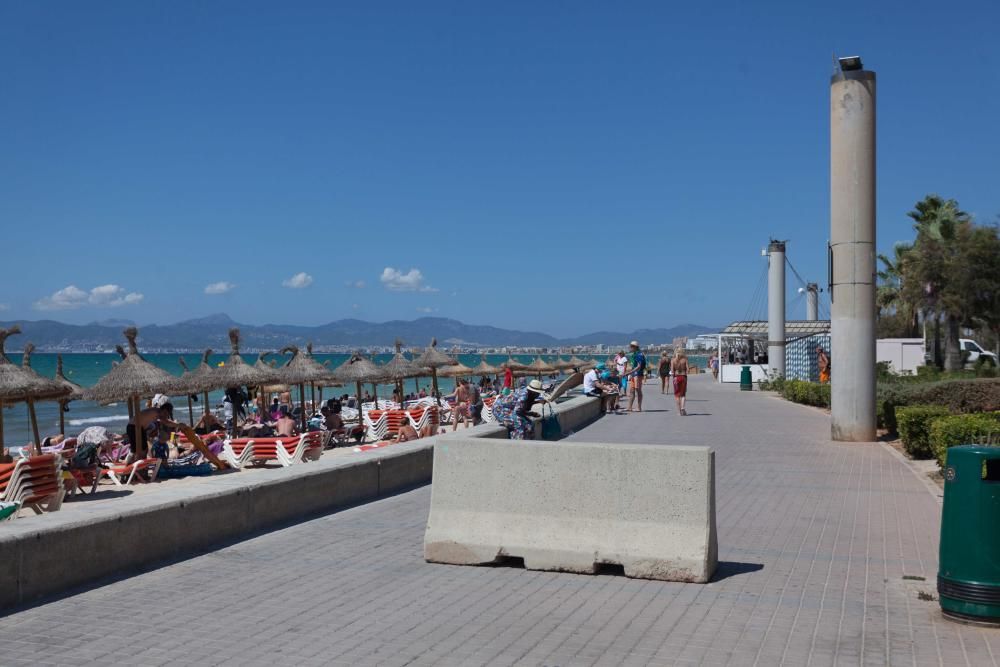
767, 240, 786, 377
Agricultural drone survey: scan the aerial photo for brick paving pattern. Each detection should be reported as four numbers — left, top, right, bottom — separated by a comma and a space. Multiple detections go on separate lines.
1, 375, 998, 665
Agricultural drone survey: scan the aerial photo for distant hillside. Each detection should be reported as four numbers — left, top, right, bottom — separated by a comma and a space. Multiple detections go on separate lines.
0, 314, 718, 351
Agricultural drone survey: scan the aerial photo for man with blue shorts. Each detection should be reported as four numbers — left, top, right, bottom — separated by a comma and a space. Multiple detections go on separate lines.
626, 340, 647, 412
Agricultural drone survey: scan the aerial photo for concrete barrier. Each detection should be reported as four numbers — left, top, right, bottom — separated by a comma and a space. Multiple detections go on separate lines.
424, 438, 717, 582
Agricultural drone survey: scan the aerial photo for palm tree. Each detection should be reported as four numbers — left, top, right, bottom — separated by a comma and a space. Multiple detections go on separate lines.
876, 242, 918, 336
902, 195, 970, 370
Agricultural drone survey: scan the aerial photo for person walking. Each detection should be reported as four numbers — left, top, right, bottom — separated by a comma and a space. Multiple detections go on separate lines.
817, 346, 830, 384
671, 348, 689, 415
658, 351, 671, 393
626, 341, 646, 412
614, 351, 628, 394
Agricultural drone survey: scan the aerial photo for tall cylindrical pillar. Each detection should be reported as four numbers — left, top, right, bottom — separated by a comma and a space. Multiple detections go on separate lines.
767, 240, 786, 377
806, 283, 819, 321
830, 62, 876, 441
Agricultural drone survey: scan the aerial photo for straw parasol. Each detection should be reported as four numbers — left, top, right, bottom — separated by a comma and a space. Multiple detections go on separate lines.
470, 355, 499, 377
329, 353, 387, 430
176, 358, 200, 424
439, 361, 474, 379
84, 328, 179, 406
278, 345, 331, 430
54, 354, 84, 437
183, 349, 220, 419
415, 338, 453, 407
214, 328, 274, 389
521, 356, 557, 378
381, 339, 427, 399
19, 343, 71, 454
567, 355, 593, 370
83, 327, 180, 455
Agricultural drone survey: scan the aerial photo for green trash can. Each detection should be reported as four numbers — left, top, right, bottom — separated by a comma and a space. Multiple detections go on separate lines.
938, 445, 1000, 625
739, 365, 753, 391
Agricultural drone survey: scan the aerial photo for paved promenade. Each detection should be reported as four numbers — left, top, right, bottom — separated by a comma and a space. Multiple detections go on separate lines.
2, 376, 997, 666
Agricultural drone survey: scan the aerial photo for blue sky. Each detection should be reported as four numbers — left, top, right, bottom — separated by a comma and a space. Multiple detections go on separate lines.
1, 1, 997, 337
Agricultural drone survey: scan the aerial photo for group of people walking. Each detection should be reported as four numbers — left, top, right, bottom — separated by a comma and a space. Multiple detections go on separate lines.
583, 342, 690, 416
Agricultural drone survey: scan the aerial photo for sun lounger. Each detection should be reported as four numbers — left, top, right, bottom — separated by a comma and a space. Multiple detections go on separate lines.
1, 454, 66, 514
98, 458, 161, 487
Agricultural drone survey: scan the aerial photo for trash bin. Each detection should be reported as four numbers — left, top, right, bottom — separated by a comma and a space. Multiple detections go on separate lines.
938, 445, 1000, 625
740, 365, 752, 391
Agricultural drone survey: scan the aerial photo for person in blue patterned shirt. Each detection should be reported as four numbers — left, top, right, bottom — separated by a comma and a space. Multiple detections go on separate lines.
626, 341, 647, 412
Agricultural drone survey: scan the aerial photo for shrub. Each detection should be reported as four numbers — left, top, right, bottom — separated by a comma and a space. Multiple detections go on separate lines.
896, 405, 952, 458
878, 378, 1000, 434
929, 412, 1000, 467
758, 373, 786, 392
781, 380, 831, 408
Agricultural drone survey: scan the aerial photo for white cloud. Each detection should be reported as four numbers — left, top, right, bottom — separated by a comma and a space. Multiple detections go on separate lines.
416, 306, 438, 313
34, 284, 144, 311
380, 267, 437, 292
345, 280, 366, 289
351, 303, 361, 311
0, 303, 8, 311
282, 272, 314, 289
204, 281, 236, 295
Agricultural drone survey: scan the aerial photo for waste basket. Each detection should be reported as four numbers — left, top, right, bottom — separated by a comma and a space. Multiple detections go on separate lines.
739, 366, 752, 391
938, 445, 1000, 625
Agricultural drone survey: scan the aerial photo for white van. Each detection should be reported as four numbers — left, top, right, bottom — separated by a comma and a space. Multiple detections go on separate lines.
960, 339, 997, 366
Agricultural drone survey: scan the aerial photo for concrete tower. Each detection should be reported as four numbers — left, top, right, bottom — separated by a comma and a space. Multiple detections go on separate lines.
830, 56, 876, 441
806, 283, 819, 321
767, 240, 786, 377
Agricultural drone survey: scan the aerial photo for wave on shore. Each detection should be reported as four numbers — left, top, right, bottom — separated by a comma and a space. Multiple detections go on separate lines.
68, 414, 130, 427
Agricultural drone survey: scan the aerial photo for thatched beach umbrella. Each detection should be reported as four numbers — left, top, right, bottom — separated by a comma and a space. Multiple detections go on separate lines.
381, 340, 426, 399
415, 338, 453, 408
278, 345, 331, 430
176, 358, 200, 424
54, 354, 84, 437
330, 353, 387, 430
212, 329, 275, 435
522, 356, 557, 378
471, 355, 499, 377
19, 343, 70, 454
0, 326, 41, 455
182, 349, 220, 419
83, 327, 180, 455
567, 355, 593, 370
439, 361, 474, 379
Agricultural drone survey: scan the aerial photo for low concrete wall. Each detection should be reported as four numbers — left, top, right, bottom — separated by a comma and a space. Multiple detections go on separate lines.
0, 393, 602, 610
424, 439, 718, 583
0, 443, 431, 610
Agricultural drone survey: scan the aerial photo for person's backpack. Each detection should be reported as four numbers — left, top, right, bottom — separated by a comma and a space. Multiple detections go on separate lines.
71, 442, 99, 468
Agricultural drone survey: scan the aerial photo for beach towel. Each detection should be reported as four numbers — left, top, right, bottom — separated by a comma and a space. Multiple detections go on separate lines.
156, 463, 212, 479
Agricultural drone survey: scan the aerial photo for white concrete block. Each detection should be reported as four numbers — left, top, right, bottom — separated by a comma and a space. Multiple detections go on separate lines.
424, 439, 717, 582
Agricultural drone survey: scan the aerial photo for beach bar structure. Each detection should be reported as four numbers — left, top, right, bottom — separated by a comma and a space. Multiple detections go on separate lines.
716, 320, 831, 384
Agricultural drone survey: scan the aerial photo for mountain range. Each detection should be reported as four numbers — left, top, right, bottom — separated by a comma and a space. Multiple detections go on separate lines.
0, 314, 718, 351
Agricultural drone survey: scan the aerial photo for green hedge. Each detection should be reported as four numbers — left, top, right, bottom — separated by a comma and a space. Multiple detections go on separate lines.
897, 405, 952, 459
929, 413, 1000, 467
878, 378, 1000, 434
781, 380, 831, 408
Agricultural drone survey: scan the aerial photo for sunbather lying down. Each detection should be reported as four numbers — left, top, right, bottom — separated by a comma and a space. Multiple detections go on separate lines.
396, 423, 436, 443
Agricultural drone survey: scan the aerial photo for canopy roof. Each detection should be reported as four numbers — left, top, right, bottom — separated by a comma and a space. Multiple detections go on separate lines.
722, 320, 831, 338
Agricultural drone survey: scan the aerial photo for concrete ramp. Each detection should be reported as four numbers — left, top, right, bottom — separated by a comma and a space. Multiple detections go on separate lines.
424, 439, 717, 582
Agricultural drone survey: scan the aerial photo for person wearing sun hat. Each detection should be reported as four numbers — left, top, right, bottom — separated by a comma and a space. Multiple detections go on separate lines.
626, 340, 647, 412
491, 378, 549, 439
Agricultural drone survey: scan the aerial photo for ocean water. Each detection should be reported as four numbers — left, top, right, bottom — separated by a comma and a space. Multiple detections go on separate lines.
1, 352, 707, 448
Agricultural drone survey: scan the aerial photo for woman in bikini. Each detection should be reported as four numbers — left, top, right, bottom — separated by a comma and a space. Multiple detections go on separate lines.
671, 349, 689, 415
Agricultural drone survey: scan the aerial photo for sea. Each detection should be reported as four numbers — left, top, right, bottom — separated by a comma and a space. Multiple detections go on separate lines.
2, 352, 707, 447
